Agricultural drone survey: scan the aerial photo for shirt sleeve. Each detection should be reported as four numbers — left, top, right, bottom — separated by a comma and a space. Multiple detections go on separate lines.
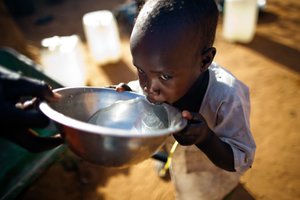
212, 84, 256, 174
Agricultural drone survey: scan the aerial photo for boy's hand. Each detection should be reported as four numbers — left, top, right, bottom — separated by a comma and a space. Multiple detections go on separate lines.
173, 110, 211, 146
0, 71, 63, 152
108, 82, 132, 92
174, 110, 236, 171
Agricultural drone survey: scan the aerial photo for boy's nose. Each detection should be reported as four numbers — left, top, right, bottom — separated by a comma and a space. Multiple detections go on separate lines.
144, 80, 160, 96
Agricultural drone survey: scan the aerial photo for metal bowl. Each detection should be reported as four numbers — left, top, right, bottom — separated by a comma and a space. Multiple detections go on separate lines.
39, 87, 186, 167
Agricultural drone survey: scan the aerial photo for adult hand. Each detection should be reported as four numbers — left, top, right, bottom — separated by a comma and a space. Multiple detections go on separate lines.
0, 71, 64, 152
173, 110, 212, 146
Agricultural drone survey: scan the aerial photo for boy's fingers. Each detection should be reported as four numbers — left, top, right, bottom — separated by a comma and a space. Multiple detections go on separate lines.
182, 110, 193, 120
106, 83, 132, 92
182, 110, 204, 124
116, 82, 132, 92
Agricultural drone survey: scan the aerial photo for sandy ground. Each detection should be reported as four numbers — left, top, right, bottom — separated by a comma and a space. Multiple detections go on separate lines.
1, 0, 299, 200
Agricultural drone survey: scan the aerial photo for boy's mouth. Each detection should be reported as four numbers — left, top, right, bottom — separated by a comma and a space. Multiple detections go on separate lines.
146, 96, 167, 105
145, 96, 160, 104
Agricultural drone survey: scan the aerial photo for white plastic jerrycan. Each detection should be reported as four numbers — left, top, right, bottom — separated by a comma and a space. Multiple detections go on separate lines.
40, 35, 87, 87
83, 10, 122, 65
222, 0, 259, 43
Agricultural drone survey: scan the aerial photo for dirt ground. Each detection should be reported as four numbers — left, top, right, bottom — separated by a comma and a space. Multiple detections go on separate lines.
1, 0, 299, 200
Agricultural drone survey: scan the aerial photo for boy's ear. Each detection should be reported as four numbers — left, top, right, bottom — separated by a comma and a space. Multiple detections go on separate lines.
201, 47, 216, 72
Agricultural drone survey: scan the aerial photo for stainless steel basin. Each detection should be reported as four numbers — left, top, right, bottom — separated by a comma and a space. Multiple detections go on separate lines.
39, 87, 186, 167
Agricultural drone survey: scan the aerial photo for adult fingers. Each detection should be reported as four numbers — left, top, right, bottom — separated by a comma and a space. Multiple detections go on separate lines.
6, 76, 60, 101
1, 128, 64, 153
1, 104, 49, 128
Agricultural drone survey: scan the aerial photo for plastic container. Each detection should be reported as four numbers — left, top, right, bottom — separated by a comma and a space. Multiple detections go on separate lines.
222, 0, 259, 43
83, 10, 121, 65
40, 35, 87, 87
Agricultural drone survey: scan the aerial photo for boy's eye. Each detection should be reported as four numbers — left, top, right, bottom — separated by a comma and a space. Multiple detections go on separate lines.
160, 74, 172, 81
137, 68, 145, 74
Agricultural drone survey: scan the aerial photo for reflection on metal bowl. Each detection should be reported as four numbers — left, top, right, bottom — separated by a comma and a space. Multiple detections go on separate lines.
39, 87, 186, 167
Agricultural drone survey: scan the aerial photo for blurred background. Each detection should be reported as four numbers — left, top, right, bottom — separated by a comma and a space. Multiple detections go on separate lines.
0, 0, 299, 199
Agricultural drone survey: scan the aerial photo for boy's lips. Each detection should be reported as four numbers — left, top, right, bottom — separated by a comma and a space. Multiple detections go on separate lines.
146, 96, 166, 105
144, 91, 167, 104
146, 96, 157, 104
147, 96, 160, 104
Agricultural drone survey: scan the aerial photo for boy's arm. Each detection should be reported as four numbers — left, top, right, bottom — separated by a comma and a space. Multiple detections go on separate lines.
195, 128, 235, 172
174, 113, 236, 172
174, 110, 236, 172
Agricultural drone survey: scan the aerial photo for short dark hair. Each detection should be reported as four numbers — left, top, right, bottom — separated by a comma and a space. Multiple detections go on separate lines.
139, 0, 219, 50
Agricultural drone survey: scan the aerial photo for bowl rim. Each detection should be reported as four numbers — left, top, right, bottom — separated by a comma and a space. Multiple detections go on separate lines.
39, 86, 187, 138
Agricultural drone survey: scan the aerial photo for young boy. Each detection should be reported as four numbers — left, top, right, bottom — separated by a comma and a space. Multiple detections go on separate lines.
117, 0, 256, 199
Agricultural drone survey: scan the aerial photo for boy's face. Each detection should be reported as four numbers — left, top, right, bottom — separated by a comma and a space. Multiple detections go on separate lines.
130, 23, 204, 104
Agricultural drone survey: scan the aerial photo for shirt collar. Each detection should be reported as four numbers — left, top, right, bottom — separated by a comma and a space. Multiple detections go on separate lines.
172, 70, 209, 112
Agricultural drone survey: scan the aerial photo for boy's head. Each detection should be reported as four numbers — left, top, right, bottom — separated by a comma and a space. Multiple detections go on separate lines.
130, 0, 219, 104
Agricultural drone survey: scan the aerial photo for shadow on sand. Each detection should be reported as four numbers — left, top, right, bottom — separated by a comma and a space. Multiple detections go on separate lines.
224, 183, 255, 200
241, 33, 300, 73
100, 59, 137, 85
238, 9, 300, 73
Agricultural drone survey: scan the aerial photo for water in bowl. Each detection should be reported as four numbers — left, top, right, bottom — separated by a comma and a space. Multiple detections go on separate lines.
88, 98, 169, 133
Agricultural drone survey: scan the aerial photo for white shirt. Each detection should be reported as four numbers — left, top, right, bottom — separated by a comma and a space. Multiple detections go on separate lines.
201, 62, 256, 173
